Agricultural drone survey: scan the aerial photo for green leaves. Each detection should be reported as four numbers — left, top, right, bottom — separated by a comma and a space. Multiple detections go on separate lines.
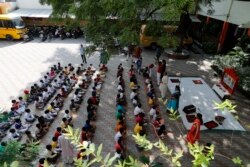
133, 133, 153, 151
168, 108, 181, 121
232, 156, 244, 166
213, 100, 237, 113
188, 143, 215, 167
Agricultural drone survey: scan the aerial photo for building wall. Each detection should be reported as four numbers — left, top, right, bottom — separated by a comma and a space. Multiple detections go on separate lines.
198, 0, 250, 26
16, 0, 51, 9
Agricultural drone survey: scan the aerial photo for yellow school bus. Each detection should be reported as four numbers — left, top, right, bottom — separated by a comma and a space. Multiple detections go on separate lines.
140, 24, 193, 48
0, 15, 26, 40
140, 24, 178, 48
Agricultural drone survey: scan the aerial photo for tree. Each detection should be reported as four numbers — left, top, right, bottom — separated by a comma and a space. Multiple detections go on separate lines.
39, 0, 200, 47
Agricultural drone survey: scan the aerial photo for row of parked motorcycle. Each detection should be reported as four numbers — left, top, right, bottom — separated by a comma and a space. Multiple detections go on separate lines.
23, 25, 84, 42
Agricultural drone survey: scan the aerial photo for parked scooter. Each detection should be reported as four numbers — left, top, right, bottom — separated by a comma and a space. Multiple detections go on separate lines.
39, 30, 47, 42
23, 29, 34, 42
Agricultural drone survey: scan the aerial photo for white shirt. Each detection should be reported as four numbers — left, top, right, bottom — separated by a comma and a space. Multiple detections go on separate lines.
64, 113, 72, 120
114, 132, 122, 142
130, 92, 137, 100
24, 112, 34, 119
134, 106, 144, 116
149, 108, 156, 116
117, 85, 123, 91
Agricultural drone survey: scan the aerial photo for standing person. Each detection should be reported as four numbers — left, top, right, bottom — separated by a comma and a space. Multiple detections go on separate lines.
159, 72, 168, 99
155, 45, 163, 64
58, 134, 74, 165
100, 49, 109, 66
128, 44, 134, 61
80, 44, 87, 64
173, 85, 181, 109
186, 113, 203, 144
133, 46, 142, 63
161, 60, 166, 79
136, 57, 142, 74
156, 61, 163, 85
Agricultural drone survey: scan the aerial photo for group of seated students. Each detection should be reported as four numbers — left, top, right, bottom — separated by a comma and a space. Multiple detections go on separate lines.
77, 65, 109, 161
115, 64, 126, 160
1, 63, 62, 141
143, 71, 167, 139
1, 63, 64, 147
41, 108, 74, 165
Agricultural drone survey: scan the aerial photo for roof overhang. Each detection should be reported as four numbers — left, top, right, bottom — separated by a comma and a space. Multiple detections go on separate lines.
8, 8, 52, 18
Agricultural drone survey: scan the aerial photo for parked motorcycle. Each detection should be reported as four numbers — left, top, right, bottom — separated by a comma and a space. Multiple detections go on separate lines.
39, 30, 47, 42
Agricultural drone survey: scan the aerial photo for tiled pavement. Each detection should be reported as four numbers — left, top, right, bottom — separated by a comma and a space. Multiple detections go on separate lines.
0, 39, 250, 167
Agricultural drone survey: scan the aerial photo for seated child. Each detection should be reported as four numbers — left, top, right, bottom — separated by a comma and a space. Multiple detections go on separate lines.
25, 130, 37, 143
47, 102, 58, 117
14, 118, 30, 133
63, 66, 70, 75
68, 63, 75, 72
69, 99, 80, 112
45, 144, 60, 163
83, 119, 96, 133
24, 108, 36, 123
43, 110, 54, 122
7, 128, 21, 141
49, 67, 56, 79
63, 110, 73, 124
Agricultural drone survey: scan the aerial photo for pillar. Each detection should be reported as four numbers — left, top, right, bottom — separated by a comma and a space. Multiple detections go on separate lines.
206, 16, 210, 24
247, 29, 250, 37
218, 22, 229, 52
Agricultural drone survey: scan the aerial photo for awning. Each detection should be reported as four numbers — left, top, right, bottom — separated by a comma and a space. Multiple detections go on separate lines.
8, 8, 52, 18
238, 21, 250, 28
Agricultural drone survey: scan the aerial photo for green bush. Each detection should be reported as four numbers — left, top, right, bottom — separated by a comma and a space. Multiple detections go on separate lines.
202, 41, 217, 54
213, 47, 250, 94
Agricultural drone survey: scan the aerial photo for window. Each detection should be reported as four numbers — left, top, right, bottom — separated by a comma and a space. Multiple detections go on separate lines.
2, 20, 14, 28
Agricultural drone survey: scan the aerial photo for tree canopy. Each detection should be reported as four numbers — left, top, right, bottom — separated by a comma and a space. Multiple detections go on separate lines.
39, 0, 214, 47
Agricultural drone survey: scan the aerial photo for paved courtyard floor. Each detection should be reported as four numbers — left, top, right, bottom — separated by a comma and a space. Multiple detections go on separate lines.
0, 38, 250, 167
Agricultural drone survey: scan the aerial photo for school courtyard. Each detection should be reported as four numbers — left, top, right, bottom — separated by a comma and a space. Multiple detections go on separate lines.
0, 39, 250, 166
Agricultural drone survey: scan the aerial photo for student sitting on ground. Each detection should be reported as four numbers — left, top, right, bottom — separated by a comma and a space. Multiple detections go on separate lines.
153, 118, 165, 130
24, 108, 36, 123
114, 128, 125, 142
14, 118, 30, 133
117, 82, 124, 92
100, 64, 108, 72
87, 105, 97, 121
60, 118, 69, 130
43, 76, 50, 85
79, 79, 89, 89
88, 95, 99, 105
134, 122, 145, 135
52, 94, 64, 109
34, 95, 44, 109
38, 158, 46, 167
77, 149, 89, 161
7, 128, 21, 141
63, 110, 73, 125
35, 123, 46, 139
115, 137, 124, 152
47, 84, 55, 95
130, 89, 137, 101
73, 91, 83, 105
11, 100, 20, 111
37, 116, 49, 130
60, 88, 67, 97
132, 95, 139, 106
157, 124, 166, 138
134, 104, 145, 116
49, 67, 56, 79
47, 103, 58, 117
69, 99, 80, 112
18, 96, 27, 107
115, 120, 125, 135
63, 66, 70, 75
54, 127, 62, 139
25, 130, 37, 143
45, 144, 60, 163
68, 63, 75, 72
43, 110, 54, 123
81, 127, 91, 142
116, 94, 126, 106
83, 119, 96, 133
149, 105, 158, 121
